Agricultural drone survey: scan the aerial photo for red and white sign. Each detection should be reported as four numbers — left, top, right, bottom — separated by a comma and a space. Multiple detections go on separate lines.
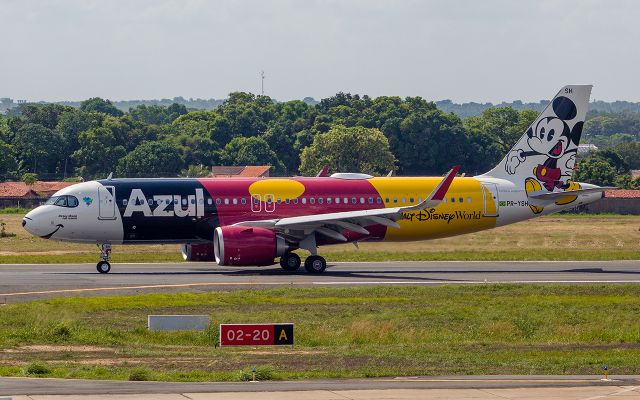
219, 323, 294, 346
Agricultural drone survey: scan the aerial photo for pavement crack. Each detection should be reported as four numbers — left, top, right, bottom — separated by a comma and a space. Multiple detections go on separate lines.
180, 394, 194, 400
328, 390, 355, 399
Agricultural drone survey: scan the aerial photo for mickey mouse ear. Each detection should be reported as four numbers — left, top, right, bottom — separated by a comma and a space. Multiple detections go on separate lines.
552, 96, 577, 120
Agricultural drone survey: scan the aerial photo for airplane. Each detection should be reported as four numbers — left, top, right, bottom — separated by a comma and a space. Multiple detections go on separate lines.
22, 85, 609, 274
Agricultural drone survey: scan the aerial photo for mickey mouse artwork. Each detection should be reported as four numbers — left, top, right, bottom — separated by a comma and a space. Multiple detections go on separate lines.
504, 95, 584, 213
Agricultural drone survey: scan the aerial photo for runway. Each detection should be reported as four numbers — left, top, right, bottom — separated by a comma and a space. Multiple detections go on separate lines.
0, 260, 639, 302
1, 375, 639, 397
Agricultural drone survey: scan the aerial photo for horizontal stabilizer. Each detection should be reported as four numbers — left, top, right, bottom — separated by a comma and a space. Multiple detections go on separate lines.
529, 187, 614, 200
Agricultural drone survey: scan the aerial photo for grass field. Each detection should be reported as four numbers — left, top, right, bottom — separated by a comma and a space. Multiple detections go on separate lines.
0, 285, 639, 381
0, 213, 638, 263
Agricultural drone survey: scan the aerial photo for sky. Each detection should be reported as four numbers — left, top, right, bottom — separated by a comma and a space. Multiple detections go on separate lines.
1, 0, 639, 103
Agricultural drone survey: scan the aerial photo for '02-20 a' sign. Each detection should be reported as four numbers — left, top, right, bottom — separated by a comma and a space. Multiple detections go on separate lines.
219, 323, 294, 346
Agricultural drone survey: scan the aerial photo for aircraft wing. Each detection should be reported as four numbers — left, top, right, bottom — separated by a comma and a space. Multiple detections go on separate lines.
528, 186, 615, 201
234, 166, 459, 242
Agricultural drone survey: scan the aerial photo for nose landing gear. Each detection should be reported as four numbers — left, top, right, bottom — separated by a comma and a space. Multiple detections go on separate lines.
96, 243, 112, 274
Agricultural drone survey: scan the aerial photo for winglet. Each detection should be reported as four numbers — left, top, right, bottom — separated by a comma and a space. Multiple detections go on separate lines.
403, 166, 459, 211
316, 165, 329, 177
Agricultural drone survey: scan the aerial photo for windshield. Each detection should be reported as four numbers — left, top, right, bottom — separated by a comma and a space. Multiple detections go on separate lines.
44, 195, 79, 208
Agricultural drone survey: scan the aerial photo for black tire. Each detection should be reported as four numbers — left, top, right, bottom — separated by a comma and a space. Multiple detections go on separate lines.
280, 253, 301, 271
97, 261, 111, 274
304, 255, 326, 274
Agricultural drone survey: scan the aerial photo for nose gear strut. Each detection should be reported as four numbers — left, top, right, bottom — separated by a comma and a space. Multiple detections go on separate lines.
96, 243, 112, 273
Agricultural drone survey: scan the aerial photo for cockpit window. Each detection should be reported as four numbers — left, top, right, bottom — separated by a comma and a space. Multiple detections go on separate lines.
45, 195, 79, 208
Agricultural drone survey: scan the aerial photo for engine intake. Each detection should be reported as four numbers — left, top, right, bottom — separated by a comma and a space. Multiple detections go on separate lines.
181, 243, 215, 261
214, 226, 288, 266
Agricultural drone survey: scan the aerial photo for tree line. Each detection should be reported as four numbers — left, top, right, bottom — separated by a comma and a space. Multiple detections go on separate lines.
0, 92, 638, 188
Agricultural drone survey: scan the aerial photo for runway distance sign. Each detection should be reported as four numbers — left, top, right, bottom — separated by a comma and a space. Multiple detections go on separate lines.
219, 323, 294, 346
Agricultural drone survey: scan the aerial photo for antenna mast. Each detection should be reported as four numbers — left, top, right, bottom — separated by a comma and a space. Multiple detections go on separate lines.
261, 70, 265, 95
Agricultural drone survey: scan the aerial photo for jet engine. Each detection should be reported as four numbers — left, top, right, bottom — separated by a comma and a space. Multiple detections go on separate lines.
213, 226, 289, 266
181, 243, 216, 261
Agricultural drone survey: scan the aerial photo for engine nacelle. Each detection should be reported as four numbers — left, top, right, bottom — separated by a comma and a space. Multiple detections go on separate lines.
214, 226, 288, 266
181, 243, 216, 261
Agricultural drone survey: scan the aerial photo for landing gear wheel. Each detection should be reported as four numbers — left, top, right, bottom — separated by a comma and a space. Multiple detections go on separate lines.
304, 255, 326, 274
96, 261, 111, 274
280, 253, 301, 271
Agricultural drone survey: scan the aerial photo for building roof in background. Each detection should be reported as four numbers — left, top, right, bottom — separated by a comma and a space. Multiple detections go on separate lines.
604, 189, 640, 199
0, 181, 75, 198
210, 166, 271, 178
631, 170, 640, 180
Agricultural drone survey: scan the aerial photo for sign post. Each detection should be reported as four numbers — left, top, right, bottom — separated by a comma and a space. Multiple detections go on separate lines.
219, 323, 294, 347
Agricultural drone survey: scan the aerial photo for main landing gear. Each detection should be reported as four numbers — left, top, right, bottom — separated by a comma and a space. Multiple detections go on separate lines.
279, 253, 327, 274
96, 243, 112, 274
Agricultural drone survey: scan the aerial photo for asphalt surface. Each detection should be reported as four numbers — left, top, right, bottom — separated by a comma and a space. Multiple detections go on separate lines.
0, 260, 640, 302
1, 375, 638, 396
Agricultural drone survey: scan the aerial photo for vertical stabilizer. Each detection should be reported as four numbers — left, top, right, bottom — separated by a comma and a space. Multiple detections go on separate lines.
481, 85, 592, 191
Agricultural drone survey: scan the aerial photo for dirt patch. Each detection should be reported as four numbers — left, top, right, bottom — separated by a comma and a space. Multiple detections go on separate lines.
3, 345, 114, 353
243, 349, 328, 355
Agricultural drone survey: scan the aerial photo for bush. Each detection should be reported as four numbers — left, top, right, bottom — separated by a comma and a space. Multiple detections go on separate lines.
128, 368, 151, 381
238, 365, 274, 381
52, 323, 72, 340
24, 362, 51, 375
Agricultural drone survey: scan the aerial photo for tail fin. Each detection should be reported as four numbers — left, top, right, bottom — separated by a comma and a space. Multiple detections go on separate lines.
481, 85, 592, 190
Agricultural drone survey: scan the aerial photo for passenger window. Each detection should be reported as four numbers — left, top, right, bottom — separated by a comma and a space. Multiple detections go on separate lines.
327, 198, 332, 204
402, 198, 406, 203
224, 198, 230, 205
377, 197, 382, 204
302, 198, 307, 204
148, 199, 153, 205
467, 197, 472, 203
451, 197, 455, 203
352, 197, 357, 204
368, 197, 373, 204
182, 198, 188, 206
335, 198, 340, 204
123, 199, 128, 206
241, 198, 247, 205
410, 197, 414, 203
459, 197, 464, 203
393, 198, 398, 203
216, 198, 221, 205
360, 197, 365, 204
294, 198, 299, 204
253, 197, 259, 204
207, 198, 212, 205
285, 198, 290, 204
174, 198, 178, 204
385, 198, 390, 203
310, 198, 316, 204
233, 198, 238, 205
277, 198, 282, 204
191, 198, 196, 205
343, 197, 348, 204
318, 198, 323, 204
418, 197, 423, 203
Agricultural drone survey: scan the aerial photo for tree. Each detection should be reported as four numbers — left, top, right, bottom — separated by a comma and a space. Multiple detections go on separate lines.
72, 127, 127, 178
14, 123, 63, 174
464, 107, 538, 173
615, 142, 640, 170
116, 141, 184, 177
574, 156, 619, 186
55, 109, 103, 176
299, 126, 396, 176
80, 97, 123, 117
130, 103, 187, 125
219, 137, 285, 174
20, 103, 74, 129
0, 140, 16, 177
21, 172, 38, 186
180, 164, 211, 177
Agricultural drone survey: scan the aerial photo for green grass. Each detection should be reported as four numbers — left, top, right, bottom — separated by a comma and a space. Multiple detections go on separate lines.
1, 285, 640, 381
